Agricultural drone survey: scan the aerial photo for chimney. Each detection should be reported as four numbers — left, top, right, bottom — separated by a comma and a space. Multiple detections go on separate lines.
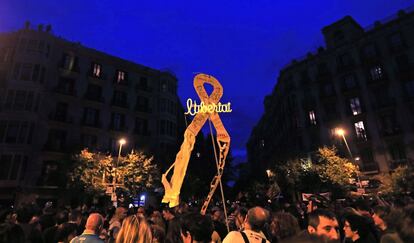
24, 21, 30, 30
38, 24, 44, 32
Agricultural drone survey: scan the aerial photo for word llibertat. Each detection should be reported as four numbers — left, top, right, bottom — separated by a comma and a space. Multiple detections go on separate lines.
184, 98, 232, 116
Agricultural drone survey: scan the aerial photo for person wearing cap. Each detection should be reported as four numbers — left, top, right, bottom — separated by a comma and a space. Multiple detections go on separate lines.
70, 213, 104, 243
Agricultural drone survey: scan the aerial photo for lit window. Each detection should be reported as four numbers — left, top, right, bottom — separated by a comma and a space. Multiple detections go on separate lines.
117, 70, 125, 83
354, 121, 367, 141
63, 54, 74, 70
349, 97, 362, 115
370, 66, 383, 80
92, 63, 101, 77
309, 110, 317, 125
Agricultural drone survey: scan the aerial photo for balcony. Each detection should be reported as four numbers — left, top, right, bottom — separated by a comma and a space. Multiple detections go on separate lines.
84, 94, 105, 103
135, 84, 152, 92
109, 124, 128, 132
53, 86, 76, 97
48, 113, 74, 124
111, 100, 129, 109
81, 120, 102, 129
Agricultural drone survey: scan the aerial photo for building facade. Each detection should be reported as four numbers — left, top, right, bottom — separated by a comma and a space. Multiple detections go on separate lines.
247, 8, 414, 177
0, 23, 184, 203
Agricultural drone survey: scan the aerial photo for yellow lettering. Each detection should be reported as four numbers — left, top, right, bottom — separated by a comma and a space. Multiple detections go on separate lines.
184, 99, 232, 116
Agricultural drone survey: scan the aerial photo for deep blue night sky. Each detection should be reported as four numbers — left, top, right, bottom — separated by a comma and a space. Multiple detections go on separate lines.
1, 0, 412, 162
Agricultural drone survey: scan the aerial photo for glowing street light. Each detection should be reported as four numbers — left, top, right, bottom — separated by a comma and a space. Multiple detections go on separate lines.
112, 138, 127, 206
335, 128, 362, 189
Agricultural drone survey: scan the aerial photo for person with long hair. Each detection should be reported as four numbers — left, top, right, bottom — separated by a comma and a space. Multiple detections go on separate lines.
115, 215, 152, 243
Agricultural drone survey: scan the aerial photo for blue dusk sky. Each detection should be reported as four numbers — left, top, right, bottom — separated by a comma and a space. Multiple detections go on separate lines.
0, 0, 412, 163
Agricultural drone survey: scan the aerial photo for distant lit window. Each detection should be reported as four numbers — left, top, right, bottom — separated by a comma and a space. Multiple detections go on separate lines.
260, 139, 265, 147
349, 97, 362, 115
370, 65, 383, 80
354, 121, 367, 141
63, 54, 74, 70
116, 70, 125, 83
309, 110, 317, 125
92, 63, 101, 78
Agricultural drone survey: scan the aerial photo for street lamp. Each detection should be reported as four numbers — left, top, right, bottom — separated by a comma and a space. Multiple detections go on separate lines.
112, 138, 126, 206
335, 128, 362, 190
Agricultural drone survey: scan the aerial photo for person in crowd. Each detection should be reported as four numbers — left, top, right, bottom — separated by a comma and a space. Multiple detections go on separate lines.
108, 207, 128, 242
372, 206, 390, 234
291, 209, 340, 243
211, 207, 227, 240
55, 222, 78, 243
150, 224, 165, 243
115, 214, 152, 243
343, 214, 377, 243
0, 221, 25, 243
269, 211, 300, 242
165, 217, 183, 243
68, 209, 83, 235
223, 206, 270, 243
181, 212, 214, 243
397, 204, 414, 243
70, 213, 104, 243
380, 208, 404, 243
149, 210, 166, 232
43, 209, 69, 243
16, 206, 43, 243
228, 206, 248, 231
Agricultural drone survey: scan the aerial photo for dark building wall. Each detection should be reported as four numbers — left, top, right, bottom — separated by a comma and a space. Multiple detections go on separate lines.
0, 23, 184, 201
247, 8, 414, 177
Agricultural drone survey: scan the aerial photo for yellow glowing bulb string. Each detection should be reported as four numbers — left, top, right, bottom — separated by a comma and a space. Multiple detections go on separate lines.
161, 73, 231, 214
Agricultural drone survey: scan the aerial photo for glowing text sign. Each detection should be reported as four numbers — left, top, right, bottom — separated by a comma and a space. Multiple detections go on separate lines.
184, 98, 232, 116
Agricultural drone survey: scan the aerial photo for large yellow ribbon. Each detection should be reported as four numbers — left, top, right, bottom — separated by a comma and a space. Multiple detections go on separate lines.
162, 73, 231, 209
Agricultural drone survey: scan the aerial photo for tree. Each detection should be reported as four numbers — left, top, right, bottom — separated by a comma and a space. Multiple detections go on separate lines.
270, 146, 360, 199
69, 149, 160, 196
378, 165, 414, 196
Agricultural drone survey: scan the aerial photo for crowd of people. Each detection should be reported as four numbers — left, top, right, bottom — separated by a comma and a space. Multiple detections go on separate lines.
1, 194, 414, 243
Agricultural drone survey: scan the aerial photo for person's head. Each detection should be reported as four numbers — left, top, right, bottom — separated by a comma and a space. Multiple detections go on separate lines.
0, 222, 25, 243
68, 209, 82, 225
307, 209, 339, 241
180, 213, 213, 243
398, 204, 414, 243
85, 213, 104, 234
55, 222, 78, 243
343, 214, 371, 242
162, 207, 176, 221
270, 212, 300, 240
165, 217, 183, 243
307, 194, 329, 213
235, 207, 248, 229
211, 208, 223, 222
116, 215, 152, 243
372, 206, 389, 230
55, 210, 69, 225
150, 224, 165, 243
114, 207, 128, 221
16, 207, 33, 224
244, 206, 269, 232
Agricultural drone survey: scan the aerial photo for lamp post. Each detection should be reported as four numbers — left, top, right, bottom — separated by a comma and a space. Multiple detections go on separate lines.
112, 138, 126, 206
335, 128, 362, 190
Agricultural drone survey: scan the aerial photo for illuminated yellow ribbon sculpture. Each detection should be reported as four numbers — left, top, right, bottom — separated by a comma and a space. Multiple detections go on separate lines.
162, 73, 230, 214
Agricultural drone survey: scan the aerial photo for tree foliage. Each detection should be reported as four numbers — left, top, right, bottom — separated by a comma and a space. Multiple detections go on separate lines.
378, 165, 414, 195
271, 146, 360, 196
69, 149, 160, 195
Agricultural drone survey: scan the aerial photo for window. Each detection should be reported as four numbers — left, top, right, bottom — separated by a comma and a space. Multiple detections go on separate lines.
81, 134, 97, 148
83, 107, 99, 126
14, 91, 26, 110
388, 33, 403, 49
92, 63, 102, 78
137, 77, 148, 90
111, 113, 125, 130
112, 91, 127, 107
369, 65, 384, 80
116, 70, 126, 83
62, 54, 75, 70
136, 96, 150, 112
0, 154, 12, 180
135, 117, 149, 135
20, 63, 33, 81
354, 121, 367, 141
46, 129, 67, 150
405, 81, 414, 97
309, 110, 317, 125
322, 83, 335, 96
343, 75, 357, 89
0, 121, 33, 144
338, 53, 353, 67
85, 84, 102, 101
349, 97, 362, 115
55, 102, 68, 121
161, 80, 167, 92
159, 98, 167, 112
57, 78, 75, 95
